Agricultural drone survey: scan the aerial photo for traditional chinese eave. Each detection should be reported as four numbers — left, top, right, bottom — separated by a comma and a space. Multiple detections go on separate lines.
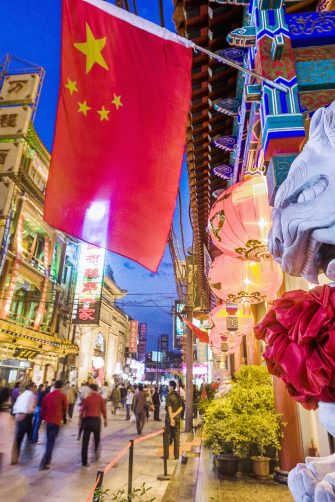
103, 275, 127, 300
26, 122, 50, 166
174, 1, 244, 309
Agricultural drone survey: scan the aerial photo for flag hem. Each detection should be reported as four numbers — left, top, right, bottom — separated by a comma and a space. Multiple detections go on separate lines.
82, 0, 194, 49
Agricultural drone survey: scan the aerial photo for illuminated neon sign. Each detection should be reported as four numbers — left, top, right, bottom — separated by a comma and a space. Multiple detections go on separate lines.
72, 243, 105, 324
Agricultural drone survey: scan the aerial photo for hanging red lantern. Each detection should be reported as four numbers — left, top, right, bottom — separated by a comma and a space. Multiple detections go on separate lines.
208, 254, 283, 304
208, 176, 271, 261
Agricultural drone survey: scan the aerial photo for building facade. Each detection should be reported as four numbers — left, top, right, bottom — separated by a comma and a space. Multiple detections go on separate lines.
75, 276, 130, 386
0, 61, 78, 385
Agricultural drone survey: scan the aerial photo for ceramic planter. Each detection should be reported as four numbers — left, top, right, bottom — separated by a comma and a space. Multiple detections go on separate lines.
215, 454, 239, 477
251, 456, 270, 478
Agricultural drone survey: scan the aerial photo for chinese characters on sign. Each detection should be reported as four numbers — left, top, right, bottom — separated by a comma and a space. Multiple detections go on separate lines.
129, 320, 138, 354
72, 243, 105, 324
13, 348, 40, 359
0, 141, 23, 175
0, 106, 32, 138
0, 74, 40, 105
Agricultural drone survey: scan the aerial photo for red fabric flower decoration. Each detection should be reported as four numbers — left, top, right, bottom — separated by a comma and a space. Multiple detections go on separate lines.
254, 285, 335, 410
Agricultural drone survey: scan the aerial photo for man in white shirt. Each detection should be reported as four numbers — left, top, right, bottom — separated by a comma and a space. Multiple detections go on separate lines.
100, 382, 110, 402
11, 381, 37, 464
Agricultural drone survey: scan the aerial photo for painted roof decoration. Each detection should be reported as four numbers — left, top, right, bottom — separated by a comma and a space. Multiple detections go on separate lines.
213, 164, 234, 180
214, 97, 241, 116
212, 135, 237, 152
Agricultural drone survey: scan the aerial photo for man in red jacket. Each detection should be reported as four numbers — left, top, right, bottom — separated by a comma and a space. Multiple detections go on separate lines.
80, 383, 107, 466
39, 380, 67, 470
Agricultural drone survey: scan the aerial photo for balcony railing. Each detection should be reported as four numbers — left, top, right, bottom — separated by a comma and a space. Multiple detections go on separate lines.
8, 312, 52, 334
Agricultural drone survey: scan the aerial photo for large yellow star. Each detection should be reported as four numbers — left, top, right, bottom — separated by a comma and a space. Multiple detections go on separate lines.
78, 100, 91, 116
65, 78, 78, 95
74, 23, 109, 74
97, 106, 110, 121
111, 94, 123, 111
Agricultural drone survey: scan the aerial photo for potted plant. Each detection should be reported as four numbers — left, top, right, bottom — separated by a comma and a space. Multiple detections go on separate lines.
202, 365, 283, 478
202, 397, 240, 476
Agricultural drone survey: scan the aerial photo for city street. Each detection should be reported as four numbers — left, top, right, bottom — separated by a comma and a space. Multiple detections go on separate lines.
0, 404, 177, 502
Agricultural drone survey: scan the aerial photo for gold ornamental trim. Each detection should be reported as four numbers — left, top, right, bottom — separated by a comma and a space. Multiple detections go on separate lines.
0, 318, 78, 355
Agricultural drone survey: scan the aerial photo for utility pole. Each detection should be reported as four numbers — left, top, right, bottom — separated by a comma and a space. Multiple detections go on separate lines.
184, 306, 193, 433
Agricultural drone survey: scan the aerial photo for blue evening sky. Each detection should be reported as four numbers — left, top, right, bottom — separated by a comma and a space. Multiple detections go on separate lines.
0, 0, 192, 351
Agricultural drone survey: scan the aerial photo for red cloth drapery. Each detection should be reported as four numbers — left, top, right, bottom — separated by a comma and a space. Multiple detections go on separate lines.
255, 285, 335, 410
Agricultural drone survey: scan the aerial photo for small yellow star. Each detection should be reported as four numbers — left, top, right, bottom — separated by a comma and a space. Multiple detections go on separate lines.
78, 100, 91, 116
97, 106, 110, 121
111, 94, 123, 110
65, 78, 78, 95
74, 23, 109, 74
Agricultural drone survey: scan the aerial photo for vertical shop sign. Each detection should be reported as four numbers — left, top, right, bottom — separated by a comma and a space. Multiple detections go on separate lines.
129, 320, 138, 354
72, 243, 105, 324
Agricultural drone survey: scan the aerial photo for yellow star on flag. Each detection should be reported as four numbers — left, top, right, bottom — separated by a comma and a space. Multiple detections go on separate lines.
111, 94, 123, 111
74, 23, 109, 74
78, 100, 91, 116
65, 78, 78, 95
97, 106, 110, 121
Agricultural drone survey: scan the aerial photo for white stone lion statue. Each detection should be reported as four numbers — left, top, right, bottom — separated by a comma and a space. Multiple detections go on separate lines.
269, 101, 335, 284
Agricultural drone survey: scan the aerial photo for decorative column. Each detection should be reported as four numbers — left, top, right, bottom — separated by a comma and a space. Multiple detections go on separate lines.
234, 342, 243, 370
273, 376, 304, 480
246, 331, 261, 365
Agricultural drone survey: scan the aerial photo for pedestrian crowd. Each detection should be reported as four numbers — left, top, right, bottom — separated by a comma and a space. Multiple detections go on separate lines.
0, 378, 193, 471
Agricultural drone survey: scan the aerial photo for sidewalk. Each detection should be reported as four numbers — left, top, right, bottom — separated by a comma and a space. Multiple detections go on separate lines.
195, 445, 294, 502
0, 404, 183, 502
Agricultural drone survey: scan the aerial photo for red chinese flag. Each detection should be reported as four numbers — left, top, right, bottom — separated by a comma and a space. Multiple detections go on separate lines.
44, 0, 192, 271
181, 317, 209, 344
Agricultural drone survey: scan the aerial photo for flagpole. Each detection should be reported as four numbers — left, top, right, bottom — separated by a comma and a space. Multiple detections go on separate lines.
193, 44, 288, 94
100, 0, 287, 93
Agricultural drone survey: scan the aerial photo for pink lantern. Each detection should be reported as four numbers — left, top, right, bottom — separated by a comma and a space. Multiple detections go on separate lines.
210, 304, 254, 334
208, 176, 272, 261
208, 254, 283, 304
209, 326, 242, 356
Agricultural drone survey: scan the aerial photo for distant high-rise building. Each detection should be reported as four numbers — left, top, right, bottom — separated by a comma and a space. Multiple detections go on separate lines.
138, 323, 147, 362
160, 334, 169, 353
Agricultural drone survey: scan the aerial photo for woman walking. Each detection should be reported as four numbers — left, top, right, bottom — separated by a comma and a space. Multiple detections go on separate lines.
125, 386, 133, 420
111, 385, 121, 416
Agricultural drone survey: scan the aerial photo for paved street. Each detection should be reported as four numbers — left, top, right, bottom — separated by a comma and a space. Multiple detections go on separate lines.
0, 404, 178, 502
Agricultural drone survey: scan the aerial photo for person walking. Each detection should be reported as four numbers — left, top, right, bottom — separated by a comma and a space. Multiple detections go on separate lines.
165, 381, 183, 460
64, 383, 77, 421
100, 381, 110, 405
0, 387, 12, 471
39, 380, 68, 470
125, 386, 133, 421
11, 381, 37, 464
144, 386, 152, 421
32, 383, 46, 443
111, 385, 121, 416
10, 382, 21, 414
120, 385, 127, 409
77, 382, 91, 441
132, 383, 147, 434
152, 386, 161, 421
80, 384, 107, 466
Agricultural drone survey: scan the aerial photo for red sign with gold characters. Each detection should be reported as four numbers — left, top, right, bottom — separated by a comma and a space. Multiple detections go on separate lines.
129, 320, 138, 354
72, 243, 105, 324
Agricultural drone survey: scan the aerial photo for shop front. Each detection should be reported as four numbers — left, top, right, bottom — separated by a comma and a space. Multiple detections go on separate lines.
0, 358, 32, 384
